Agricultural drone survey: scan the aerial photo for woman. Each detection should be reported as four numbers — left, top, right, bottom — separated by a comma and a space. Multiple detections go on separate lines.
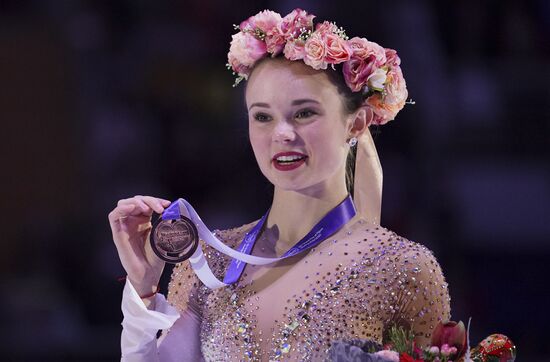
109, 9, 451, 361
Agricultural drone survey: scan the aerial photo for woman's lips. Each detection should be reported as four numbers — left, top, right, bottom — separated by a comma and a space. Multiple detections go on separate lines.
273, 158, 306, 171
272, 152, 308, 171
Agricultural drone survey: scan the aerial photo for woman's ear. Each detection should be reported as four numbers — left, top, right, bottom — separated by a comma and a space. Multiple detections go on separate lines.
348, 106, 373, 138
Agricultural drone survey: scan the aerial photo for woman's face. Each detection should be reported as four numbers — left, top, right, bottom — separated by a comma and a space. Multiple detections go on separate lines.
245, 58, 356, 195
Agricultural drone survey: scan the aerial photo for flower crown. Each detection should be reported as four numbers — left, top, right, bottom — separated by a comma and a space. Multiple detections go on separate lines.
227, 9, 410, 125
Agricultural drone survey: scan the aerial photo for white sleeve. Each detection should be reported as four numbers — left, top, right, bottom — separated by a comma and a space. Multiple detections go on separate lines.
120, 278, 180, 362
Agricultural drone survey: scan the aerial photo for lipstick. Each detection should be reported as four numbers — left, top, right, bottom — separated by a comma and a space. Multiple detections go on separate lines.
272, 151, 308, 171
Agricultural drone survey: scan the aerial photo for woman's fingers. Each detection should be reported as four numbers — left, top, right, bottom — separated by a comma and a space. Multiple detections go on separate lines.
136, 195, 167, 214
109, 196, 171, 240
117, 196, 170, 215
109, 196, 168, 294
108, 203, 136, 224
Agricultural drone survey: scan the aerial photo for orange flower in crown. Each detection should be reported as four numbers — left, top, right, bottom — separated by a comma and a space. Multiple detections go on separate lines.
227, 8, 410, 125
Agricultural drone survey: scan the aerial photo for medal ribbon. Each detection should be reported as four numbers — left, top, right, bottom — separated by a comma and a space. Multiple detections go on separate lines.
164, 196, 356, 289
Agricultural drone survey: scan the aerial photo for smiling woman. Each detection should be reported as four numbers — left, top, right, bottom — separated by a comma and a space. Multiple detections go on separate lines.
110, 8, 451, 362
246, 58, 362, 201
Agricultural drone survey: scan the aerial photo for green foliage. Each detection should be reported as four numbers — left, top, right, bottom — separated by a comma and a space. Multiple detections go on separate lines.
386, 325, 415, 355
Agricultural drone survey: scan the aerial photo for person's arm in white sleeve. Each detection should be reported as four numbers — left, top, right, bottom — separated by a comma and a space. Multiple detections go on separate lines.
120, 278, 180, 361
121, 278, 206, 361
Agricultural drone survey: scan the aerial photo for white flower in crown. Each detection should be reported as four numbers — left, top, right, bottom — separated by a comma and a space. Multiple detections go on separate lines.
367, 68, 388, 92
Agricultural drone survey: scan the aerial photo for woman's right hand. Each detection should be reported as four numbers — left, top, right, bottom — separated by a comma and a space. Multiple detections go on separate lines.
108, 195, 172, 297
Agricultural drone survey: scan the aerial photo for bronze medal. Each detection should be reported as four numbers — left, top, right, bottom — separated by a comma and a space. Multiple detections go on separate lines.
150, 215, 199, 263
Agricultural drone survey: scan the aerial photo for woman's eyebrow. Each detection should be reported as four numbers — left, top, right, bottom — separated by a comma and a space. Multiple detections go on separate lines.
248, 102, 270, 110
248, 99, 320, 111
291, 98, 320, 106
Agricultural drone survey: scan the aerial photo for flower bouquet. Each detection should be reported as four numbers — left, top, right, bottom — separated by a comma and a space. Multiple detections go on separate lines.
328, 320, 516, 362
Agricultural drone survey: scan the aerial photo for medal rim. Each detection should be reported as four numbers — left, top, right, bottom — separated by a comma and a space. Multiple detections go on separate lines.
150, 215, 199, 264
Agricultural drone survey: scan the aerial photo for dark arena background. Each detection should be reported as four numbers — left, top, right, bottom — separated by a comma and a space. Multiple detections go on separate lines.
1, 1, 548, 360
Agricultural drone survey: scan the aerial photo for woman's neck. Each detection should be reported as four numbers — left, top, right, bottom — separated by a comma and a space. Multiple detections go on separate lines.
263, 180, 349, 255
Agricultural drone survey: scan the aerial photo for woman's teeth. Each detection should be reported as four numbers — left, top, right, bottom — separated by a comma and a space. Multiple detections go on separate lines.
276, 155, 305, 163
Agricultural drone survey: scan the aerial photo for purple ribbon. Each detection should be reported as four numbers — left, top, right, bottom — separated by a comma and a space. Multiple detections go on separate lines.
162, 201, 182, 220
223, 195, 356, 284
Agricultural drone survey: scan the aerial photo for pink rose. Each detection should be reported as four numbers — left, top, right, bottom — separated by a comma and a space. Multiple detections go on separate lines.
342, 58, 376, 92
283, 39, 306, 60
440, 344, 458, 356
227, 55, 250, 76
385, 48, 401, 67
239, 10, 284, 57
342, 38, 388, 91
374, 349, 399, 361
347, 37, 386, 65
227, 32, 267, 75
366, 65, 408, 124
303, 31, 327, 70
280, 8, 315, 39
265, 27, 285, 56
240, 10, 282, 34
324, 33, 351, 64
315, 20, 338, 34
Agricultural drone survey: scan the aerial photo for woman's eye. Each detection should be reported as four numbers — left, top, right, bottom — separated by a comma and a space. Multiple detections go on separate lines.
254, 113, 272, 122
295, 109, 316, 119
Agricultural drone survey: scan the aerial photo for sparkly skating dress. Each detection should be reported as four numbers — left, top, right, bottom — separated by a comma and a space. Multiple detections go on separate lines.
165, 216, 451, 361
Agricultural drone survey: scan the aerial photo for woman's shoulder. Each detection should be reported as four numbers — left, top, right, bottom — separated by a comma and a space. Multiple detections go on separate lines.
211, 220, 260, 249
342, 218, 452, 334
346, 217, 443, 266
340, 217, 450, 296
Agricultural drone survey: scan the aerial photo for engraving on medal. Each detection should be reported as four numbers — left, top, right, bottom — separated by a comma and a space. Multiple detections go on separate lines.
150, 216, 199, 263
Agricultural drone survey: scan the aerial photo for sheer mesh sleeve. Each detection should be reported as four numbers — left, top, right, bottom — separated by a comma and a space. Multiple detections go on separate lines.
379, 234, 452, 347
166, 243, 211, 318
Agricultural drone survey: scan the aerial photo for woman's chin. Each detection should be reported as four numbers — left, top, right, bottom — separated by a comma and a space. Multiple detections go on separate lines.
271, 178, 324, 195
272, 181, 305, 192
268, 175, 308, 192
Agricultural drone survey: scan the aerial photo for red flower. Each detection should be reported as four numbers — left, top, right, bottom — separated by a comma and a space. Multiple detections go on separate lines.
430, 320, 467, 358
399, 352, 423, 362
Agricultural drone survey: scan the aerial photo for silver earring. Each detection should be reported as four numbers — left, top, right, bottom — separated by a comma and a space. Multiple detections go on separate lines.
348, 137, 358, 147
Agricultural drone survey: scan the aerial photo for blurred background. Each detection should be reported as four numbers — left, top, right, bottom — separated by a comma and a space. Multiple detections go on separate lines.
1, 0, 548, 360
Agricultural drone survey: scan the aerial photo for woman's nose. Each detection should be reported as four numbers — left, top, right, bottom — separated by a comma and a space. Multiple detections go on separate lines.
272, 120, 296, 143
